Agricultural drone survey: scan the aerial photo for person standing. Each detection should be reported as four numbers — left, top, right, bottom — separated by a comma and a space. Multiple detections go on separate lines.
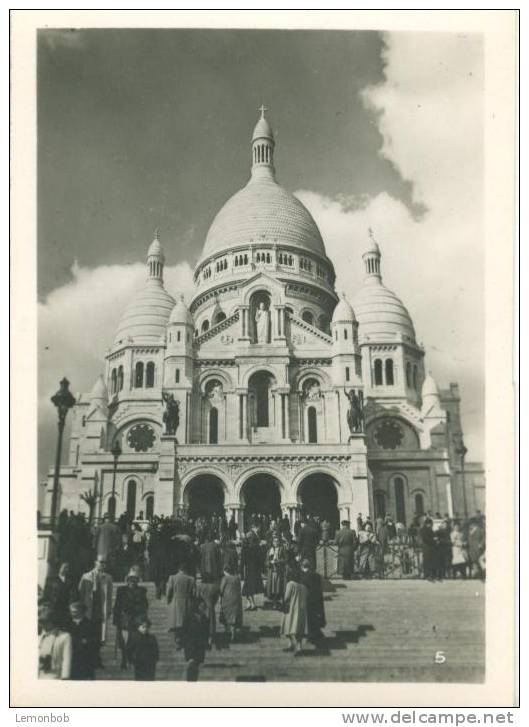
357, 523, 377, 577
166, 564, 195, 650
78, 555, 113, 667
129, 617, 159, 681
335, 520, 358, 580
94, 515, 121, 578
219, 565, 243, 643
38, 605, 72, 680
265, 535, 287, 610
182, 598, 210, 681
67, 601, 98, 680
112, 567, 149, 669
420, 518, 436, 580
299, 559, 326, 644
44, 562, 78, 629
200, 533, 223, 583
450, 522, 468, 579
281, 567, 308, 655
468, 518, 486, 580
297, 516, 320, 571
196, 576, 221, 650
240, 531, 263, 611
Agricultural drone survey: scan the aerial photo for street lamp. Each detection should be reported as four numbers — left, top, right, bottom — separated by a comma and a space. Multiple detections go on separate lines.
110, 438, 122, 521
50, 377, 76, 529
456, 443, 468, 519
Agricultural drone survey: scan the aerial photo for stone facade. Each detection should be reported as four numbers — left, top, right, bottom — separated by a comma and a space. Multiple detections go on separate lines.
44, 110, 485, 528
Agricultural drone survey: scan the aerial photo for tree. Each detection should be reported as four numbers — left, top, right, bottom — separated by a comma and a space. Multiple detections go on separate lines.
80, 489, 99, 525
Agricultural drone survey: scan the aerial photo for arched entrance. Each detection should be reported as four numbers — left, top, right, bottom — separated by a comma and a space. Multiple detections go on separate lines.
185, 474, 225, 520
248, 370, 275, 430
241, 473, 282, 528
298, 473, 339, 533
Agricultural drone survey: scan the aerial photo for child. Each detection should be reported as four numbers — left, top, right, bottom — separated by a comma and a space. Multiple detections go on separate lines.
129, 617, 159, 681
182, 598, 210, 681
219, 566, 243, 643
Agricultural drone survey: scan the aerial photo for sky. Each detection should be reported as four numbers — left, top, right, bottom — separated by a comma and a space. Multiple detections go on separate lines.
38, 28, 484, 483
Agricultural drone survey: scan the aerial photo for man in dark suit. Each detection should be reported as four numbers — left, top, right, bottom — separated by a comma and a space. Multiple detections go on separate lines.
297, 516, 320, 571
199, 532, 223, 583
44, 562, 78, 629
68, 601, 98, 679
112, 567, 149, 669
300, 559, 326, 644
335, 520, 358, 580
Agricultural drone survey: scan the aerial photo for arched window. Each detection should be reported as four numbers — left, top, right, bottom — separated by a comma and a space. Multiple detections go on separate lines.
406, 362, 412, 388
266, 253, 271, 263
107, 496, 116, 521
117, 366, 124, 391
146, 494, 154, 520
374, 359, 383, 386
344, 328, 348, 340
318, 315, 330, 333
175, 369, 180, 383
126, 480, 137, 519
214, 311, 226, 325
201, 319, 209, 333
385, 359, 394, 386
307, 406, 318, 443
414, 493, 425, 516
394, 477, 406, 525
145, 361, 155, 388
413, 365, 418, 390
111, 369, 117, 394
302, 311, 314, 325
134, 361, 144, 388
374, 491, 386, 519
209, 407, 219, 444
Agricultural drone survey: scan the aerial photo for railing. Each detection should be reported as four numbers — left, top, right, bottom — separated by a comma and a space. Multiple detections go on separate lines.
316, 540, 424, 579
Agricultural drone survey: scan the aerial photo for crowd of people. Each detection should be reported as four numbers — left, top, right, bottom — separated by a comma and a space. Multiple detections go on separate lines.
38, 507, 486, 681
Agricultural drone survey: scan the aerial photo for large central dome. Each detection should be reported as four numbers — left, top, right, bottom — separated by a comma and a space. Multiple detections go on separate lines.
198, 108, 327, 266
201, 175, 326, 260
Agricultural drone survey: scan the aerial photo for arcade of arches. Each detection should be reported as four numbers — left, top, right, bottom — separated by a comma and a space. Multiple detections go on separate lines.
181, 471, 344, 533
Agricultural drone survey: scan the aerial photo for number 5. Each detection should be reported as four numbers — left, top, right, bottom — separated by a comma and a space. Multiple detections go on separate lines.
435, 651, 446, 664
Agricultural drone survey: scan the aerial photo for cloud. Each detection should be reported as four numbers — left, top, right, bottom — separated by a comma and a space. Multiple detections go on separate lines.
38, 261, 194, 485
295, 31, 484, 461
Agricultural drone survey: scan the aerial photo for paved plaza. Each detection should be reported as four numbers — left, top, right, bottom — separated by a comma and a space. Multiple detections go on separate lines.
100, 579, 485, 683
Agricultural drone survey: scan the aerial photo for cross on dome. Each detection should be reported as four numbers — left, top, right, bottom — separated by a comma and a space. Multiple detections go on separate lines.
258, 104, 268, 118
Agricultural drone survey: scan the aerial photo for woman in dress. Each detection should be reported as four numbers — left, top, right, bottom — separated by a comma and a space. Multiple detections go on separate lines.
357, 522, 377, 577
240, 531, 263, 611
450, 521, 468, 579
219, 565, 243, 643
265, 535, 287, 610
281, 566, 308, 655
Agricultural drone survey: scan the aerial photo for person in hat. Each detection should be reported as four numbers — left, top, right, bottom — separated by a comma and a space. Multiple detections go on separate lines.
299, 559, 326, 644
67, 601, 98, 680
335, 520, 358, 580
112, 566, 149, 669
166, 562, 196, 650
78, 555, 113, 667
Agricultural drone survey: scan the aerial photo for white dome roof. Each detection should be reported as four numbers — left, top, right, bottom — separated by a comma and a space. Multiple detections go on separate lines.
114, 280, 175, 345
90, 374, 108, 402
422, 373, 440, 398
352, 279, 416, 341
332, 296, 356, 323
252, 115, 273, 141
169, 295, 194, 326
200, 176, 327, 262
148, 237, 164, 259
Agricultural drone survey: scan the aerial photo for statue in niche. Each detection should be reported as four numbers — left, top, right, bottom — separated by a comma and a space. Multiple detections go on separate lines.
346, 389, 364, 434
206, 381, 223, 401
255, 301, 270, 343
162, 391, 180, 436
303, 379, 321, 401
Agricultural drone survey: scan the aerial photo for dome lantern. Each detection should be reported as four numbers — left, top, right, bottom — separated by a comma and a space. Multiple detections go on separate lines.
147, 228, 165, 284
251, 105, 275, 180
362, 228, 382, 281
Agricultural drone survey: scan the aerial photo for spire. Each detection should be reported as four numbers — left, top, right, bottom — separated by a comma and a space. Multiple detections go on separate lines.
147, 229, 165, 284
362, 228, 382, 283
251, 105, 275, 180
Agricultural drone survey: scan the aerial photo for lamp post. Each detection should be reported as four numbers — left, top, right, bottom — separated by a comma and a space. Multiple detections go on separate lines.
110, 438, 122, 521
50, 377, 76, 529
456, 443, 468, 519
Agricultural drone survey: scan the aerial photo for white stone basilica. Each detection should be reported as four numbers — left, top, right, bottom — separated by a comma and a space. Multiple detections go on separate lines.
44, 109, 485, 531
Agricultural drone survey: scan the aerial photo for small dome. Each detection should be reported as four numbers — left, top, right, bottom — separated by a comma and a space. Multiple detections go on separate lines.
352, 279, 416, 341
114, 281, 175, 345
422, 373, 440, 399
252, 114, 273, 141
90, 374, 108, 402
364, 236, 380, 255
169, 295, 194, 326
147, 235, 164, 260
332, 295, 356, 323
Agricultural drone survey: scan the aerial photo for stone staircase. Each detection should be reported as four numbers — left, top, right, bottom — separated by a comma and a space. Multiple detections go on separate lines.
100, 579, 485, 682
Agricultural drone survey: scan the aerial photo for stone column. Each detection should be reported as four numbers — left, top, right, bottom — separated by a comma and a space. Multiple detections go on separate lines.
284, 393, 290, 441
239, 305, 250, 341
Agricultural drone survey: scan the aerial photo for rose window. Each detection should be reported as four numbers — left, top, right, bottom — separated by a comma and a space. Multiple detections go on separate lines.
374, 420, 404, 450
127, 423, 155, 452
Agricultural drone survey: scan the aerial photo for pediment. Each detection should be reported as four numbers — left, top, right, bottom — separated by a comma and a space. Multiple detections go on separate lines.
288, 315, 333, 350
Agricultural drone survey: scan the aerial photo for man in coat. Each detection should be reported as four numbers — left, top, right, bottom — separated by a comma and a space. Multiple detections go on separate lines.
376, 520, 390, 577
297, 516, 320, 571
43, 562, 78, 629
420, 518, 437, 580
112, 567, 149, 669
335, 520, 358, 580
299, 559, 326, 644
67, 601, 98, 680
200, 533, 223, 583
78, 555, 113, 666
467, 519, 486, 580
166, 564, 195, 650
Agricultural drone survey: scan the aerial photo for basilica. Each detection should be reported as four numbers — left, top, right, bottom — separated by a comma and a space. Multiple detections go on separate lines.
43, 109, 485, 532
